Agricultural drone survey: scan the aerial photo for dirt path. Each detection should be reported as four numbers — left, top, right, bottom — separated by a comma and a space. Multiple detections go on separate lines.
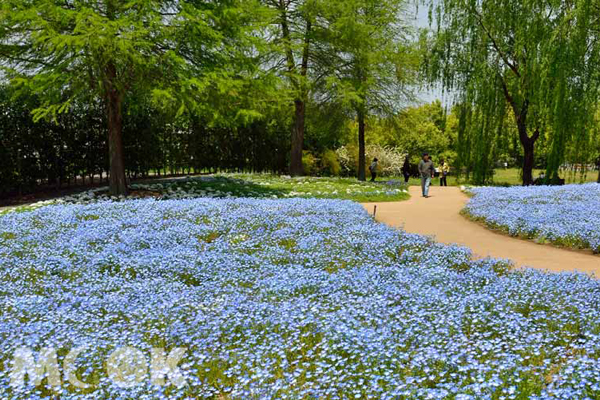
363, 186, 600, 276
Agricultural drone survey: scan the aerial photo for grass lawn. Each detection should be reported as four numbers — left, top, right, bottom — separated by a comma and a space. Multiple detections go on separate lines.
494, 168, 599, 186
403, 168, 599, 187
205, 174, 411, 203
0, 175, 409, 215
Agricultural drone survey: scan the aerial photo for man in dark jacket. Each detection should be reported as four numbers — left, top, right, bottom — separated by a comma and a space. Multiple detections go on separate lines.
401, 156, 411, 183
369, 158, 379, 182
418, 152, 435, 198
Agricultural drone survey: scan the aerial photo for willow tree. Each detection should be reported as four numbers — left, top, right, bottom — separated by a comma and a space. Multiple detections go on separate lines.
322, 0, 417, 181
0, 0, 258, 195
426, 0, 600, 185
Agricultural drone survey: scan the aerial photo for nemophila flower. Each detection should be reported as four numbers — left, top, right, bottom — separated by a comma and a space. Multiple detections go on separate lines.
1, 198, 600, 398
466, 183, 600, 253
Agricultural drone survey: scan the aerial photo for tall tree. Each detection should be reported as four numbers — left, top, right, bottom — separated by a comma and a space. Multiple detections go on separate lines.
322, 0, 417, 180
0, 0, 257, 195
425, 0, 600, 185
263, 0, 322, 176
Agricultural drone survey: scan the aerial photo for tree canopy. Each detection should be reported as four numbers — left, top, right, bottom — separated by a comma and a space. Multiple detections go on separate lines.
425, 0, 600, 185
321, 0, 418, 180
0, 0, 266, 195
1, 0, 600, 196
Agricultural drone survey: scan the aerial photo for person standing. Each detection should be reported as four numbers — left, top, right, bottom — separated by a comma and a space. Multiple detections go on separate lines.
418, 153, 435, 197
439, 159, 449, 186
401, 156, 411, 183
369, 158, 379, 182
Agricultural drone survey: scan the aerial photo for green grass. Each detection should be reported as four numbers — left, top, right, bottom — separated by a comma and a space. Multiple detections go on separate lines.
402, 168, 599, 187
213, 174, 410, 203
0, 205, 39, 216
12, 175, 411, 210
493, 168, 599, 186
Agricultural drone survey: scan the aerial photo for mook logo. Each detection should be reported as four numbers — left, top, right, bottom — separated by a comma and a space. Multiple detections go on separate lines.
10, 346, 187, 390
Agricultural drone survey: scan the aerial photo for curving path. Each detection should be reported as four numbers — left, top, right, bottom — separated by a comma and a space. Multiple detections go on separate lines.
362, 186, 600, 276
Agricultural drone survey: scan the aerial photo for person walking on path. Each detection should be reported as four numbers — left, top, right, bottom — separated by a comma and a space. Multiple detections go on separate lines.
401, 156, 411, 183
369, 158, 379, 182
418, 153, 435, 197
439, 159, 449, 186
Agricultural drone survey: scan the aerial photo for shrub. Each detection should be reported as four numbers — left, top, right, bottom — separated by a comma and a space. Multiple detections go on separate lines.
302, 151, 319, 175
336, 145, 356, 175
320, 150, 341, 176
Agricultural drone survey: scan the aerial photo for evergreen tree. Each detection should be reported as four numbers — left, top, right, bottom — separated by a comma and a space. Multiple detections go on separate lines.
321, 0, 418, 180
0, 0, 260, 195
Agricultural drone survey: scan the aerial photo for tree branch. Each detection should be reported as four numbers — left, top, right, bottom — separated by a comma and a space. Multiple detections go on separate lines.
474, 9, 521, 78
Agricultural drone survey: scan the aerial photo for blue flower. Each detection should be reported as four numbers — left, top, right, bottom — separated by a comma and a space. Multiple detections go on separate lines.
1, 197, 600, 398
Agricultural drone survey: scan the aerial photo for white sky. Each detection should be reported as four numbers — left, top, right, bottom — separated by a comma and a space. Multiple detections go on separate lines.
408, 2, 451, 106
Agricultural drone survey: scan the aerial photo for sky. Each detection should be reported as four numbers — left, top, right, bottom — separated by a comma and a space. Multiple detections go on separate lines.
408, 3, 453, 107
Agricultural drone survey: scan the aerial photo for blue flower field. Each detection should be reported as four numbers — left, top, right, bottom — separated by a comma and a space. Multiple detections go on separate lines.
2, 198, 600, 399
465, 183, 600, 253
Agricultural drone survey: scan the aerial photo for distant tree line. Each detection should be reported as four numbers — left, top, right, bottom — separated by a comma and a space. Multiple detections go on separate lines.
0, 87, 292, 197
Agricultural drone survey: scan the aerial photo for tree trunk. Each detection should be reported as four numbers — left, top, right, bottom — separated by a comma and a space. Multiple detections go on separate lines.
510, 98, 538, 186
358, 110, 366, 181
517, 122, 539, 186
522, 140, 535, 186
501, 79, 538, 186
290, 99, 305, 176
106, 63, 128, 196
280, 6, 311, 177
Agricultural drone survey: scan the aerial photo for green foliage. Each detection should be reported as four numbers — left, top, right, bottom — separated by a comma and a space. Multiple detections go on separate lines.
302, 151, 319, 176
305, 102, 351, 153
2, 0, 598, 195
425, 0, 600, 185
0, 83, 295, 197
0, 85, 108, 195
260, 0, 330, 175
388, 101, 454, 162
317, 0, 419, 179
454, 91, 507, 185
0, 0, 272, 194
320, 150, 342, 176
2, 0, 182, 115
338, 101, 458, 173
322, 0, 418, 113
